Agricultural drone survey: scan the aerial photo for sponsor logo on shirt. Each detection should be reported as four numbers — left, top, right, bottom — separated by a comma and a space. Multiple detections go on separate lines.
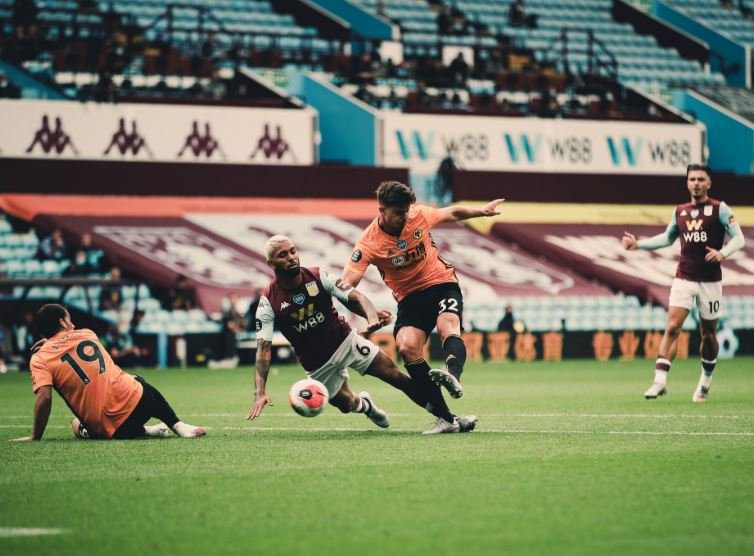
685, 219, 703, 231
391, 255, 406, 266
255, 318, 262, 332
293, 293, 306, 305
305, 281, 319, 297
691, 209, 699, 218
351, 249, 362, 263
396, 239, 407, 249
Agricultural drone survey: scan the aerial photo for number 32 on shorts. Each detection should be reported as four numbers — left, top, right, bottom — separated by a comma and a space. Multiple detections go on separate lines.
438, 298, 459, 314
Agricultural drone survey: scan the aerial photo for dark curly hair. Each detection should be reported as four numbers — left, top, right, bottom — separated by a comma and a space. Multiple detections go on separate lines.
35, 304, 68, 338
376, 181, 416, 208
686, 163, 711, 178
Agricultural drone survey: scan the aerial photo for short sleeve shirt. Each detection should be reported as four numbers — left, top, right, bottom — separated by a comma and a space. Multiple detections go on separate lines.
345, 205, 457, 301
30, 329, 143, 438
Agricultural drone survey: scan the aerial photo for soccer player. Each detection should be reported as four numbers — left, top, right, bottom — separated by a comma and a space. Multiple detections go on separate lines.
13, 304, 206, 441
622, 164, 745, 402
246, 235, 450, 433
341, 181, 503, 434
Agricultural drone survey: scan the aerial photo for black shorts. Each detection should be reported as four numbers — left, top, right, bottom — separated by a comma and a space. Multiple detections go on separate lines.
113, 376, 176, 440
394, 282, 464, 337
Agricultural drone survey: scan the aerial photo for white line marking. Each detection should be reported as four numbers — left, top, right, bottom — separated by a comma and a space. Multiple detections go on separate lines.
2, 413, 754, 420
214, 426, 754, 437
2, 425, 750, 437
183, 413, 754, 420
0, 527, 65, 537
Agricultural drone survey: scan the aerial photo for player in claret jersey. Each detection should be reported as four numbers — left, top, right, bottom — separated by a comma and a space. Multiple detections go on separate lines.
13, 304, 206, 441
246, 235, 449, 432
342, 181, 504, 434
622, 164, 745, 402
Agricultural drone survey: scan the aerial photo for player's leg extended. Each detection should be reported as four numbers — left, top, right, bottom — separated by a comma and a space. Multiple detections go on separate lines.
365, 350, 434, 412
396, 327, 460, 433
429, 312, 465, 399
397, 327, 454, 420
130, 377, 205, 438
645, 306, 689, 399
693, 318, 719, 402
330, 380, 389, 428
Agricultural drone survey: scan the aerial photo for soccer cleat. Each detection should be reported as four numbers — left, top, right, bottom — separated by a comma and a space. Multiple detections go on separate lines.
172, 421, 207, 438
692, 384, 710, 403
359, 391, 390, 428
144, 422, 171, 438
422, 417, 461, 435
644, 382, 667, 399
456, 414, 478, 433
428, 367, 464, 399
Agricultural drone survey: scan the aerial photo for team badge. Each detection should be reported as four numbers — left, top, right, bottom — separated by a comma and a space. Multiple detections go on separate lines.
396, 239, 407, 249
704, 205, 713, 216
293, 293, 306, 305
351, 249, 362, 263
691, 209, 699, 218
255, 318, 262, 332
413, 229, 422, 240
391, 255, 406, 266
305, 281, 319, 296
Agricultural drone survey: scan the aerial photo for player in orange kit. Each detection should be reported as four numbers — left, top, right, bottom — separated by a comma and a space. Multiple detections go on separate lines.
342, 181, 503, 434
12, 304, 206, 441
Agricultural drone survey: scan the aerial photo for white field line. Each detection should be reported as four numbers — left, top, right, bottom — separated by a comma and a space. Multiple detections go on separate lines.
4, 412, 754, 421
2, 424, 751, 436
124, 412, 754, 420
215, 426, 754, 437
190, 412, 754, 420
0, 527, 65, 537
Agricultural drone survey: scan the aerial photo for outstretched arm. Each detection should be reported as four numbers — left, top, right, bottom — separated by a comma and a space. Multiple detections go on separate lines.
341, 267, 365, 288
623, 210, 679, 251
439, 199, 505, 222
12, 386, 52, 441
247, 339, 273, 420
344, 289, 387, 336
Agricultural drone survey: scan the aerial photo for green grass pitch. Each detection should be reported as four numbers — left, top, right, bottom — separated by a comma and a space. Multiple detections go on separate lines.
1, 357, 753, 556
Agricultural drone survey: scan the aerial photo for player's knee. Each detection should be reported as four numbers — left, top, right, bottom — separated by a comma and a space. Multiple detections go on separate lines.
666, 321, 683, 336
397, 344, 421, 362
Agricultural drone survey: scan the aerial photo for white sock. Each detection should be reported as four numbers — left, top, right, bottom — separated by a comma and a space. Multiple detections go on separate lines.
144, 423, 169, 437
700, 358, 716, 388
353, 397, 369, 414
172, 421, 205, 438
654, 369, 669, 385
654, 358, 671, 384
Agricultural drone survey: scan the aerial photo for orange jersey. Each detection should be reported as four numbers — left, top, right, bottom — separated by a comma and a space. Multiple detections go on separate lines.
29, 328, 143, 438
346, 204, 457, 301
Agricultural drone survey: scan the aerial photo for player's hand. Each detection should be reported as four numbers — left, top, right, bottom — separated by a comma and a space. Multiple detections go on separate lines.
481, 199, 505, 216
621, 232, 637, 250
246, 395, 272, 420
11, 436, 35, 442
377, 309, 394, 327
30, 339, 46, 354
358, 319, 383, 337
705, 246, 725, 262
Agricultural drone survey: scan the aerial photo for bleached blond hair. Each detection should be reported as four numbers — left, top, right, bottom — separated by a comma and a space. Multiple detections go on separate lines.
264, 235, 293, 261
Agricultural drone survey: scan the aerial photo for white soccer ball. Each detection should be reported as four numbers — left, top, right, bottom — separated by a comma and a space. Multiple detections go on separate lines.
288, 378, 329, 418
